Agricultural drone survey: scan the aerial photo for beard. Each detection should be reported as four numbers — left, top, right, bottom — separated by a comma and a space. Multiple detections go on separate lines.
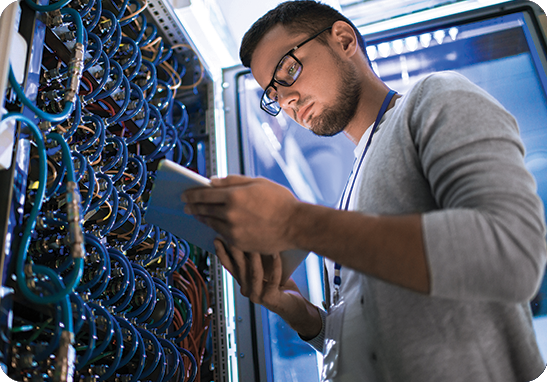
309, 60, 361, 137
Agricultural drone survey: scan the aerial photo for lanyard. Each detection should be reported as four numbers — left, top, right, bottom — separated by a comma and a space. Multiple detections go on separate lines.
333, 90, 397, 296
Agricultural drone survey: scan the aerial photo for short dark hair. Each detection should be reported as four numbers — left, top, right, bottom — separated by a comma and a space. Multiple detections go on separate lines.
240, 0, 367, 68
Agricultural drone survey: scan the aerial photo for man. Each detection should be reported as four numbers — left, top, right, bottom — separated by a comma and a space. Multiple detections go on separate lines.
182, 1, 547, 380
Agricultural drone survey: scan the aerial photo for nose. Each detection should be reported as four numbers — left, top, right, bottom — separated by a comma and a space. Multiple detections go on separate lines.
277, 86, 299, 111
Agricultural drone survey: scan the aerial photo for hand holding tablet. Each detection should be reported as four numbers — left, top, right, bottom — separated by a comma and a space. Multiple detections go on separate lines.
145, 159, 308, 284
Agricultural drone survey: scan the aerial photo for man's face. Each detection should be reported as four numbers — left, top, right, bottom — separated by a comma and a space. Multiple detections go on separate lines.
250, 24, 360, 136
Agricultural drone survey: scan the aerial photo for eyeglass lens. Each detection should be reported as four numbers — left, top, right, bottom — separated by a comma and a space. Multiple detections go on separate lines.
261, 54, 302, 114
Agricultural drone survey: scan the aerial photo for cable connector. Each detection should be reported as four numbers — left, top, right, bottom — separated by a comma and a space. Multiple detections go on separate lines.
38, 121, 52, 133
41, 68, 66, 86
45, 10, 63, 28
66, 182, 85, 259
24, 264, 35, 289
54, 331, 75, 382
57, 30, 77, 43
65, 42, 85, 103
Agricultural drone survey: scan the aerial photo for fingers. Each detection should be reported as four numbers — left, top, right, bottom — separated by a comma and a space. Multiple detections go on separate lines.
210, 174, 255, 187
182, 175, 259, 204
269, 253, 283, 287
247, 252, 266, 301
181, 186, 227, 205
214, 239, 238, 280
184, 202, 227, 220
214, 239, 249, 283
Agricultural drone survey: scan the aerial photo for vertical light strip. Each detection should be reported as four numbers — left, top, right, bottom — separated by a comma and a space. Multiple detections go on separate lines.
222, 267, 239, 381
174, 2, 236, 379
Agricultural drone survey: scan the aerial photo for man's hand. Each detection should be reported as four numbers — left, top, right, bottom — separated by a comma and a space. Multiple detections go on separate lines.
182, 175, 300, 254
214, 239, 322, 339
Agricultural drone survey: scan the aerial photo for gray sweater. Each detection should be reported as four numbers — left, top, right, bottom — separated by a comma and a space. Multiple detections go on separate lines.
309, 72, 547, 381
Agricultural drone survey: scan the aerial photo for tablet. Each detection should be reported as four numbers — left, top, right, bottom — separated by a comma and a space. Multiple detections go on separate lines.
145, 159, 309, 284
145, 159, 217, 253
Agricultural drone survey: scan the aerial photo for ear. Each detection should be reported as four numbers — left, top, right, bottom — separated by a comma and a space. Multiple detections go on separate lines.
331, 20, 359, 58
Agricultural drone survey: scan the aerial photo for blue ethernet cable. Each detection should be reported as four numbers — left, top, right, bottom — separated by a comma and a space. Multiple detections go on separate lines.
139, 23, 157, 47
114, 0, 131, 20
139, 60, 158, 101
124, 263, 156, 319
103, 136, 129, 182
62, 97, 82, 139
88, 302, 114, 359
116, 37, 142, 77
95, 59, 124, 101
84, 0, 102, 31
83, 51, 111, 103
77, 0, 95, 18
125, 330, 146, 382
105, 76, 132, 126
147, 278, 175, 330
159, 338, 181, 382
179, 138, 195, 167
96, 317, 123, 382
84, 33, 103, 72
123, 156, 145, 193
75, 233, 109, 292
145, 231, 172, 266
77, 115, 106, 163
114, 316, 140, 368
137, 327, 165, 380
75, 303, 96, 370
118, 82, 145, 123
168, 287, 193, 342
172, 99, 189, 136
111, 191, 134, 231
128, 13, 147, 44
152, 123, 177, 160
98, 186, 119, 237
80, 160, 96, 213
70, 292, 86, 335
101, 136, 125, 173
144, 118, 167, 162
71, 151, 88, 184
105, 12, 122, 59
121, 204, 142, 251
119, 0, 147, 26
87, 172, 114, 213
96, 10, 118, 45
102, 249, 134, 307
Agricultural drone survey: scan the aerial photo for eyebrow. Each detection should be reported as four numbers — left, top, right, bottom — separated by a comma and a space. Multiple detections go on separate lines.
270, 26, 333, 77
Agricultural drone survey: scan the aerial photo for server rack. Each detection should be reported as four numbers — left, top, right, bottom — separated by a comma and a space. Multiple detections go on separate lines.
0, 0, 231, 380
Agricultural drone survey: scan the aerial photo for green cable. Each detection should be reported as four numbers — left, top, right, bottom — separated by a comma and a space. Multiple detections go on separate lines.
87, 350, 115, 365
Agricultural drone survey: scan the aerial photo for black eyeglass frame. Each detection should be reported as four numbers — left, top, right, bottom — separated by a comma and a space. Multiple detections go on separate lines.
260, 26, 333, 116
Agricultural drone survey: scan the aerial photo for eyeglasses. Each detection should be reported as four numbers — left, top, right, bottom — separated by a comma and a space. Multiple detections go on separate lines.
260, 26, 333, 116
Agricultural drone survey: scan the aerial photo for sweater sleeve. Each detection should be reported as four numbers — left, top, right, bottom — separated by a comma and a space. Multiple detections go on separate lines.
300, 307, 326, 353
414, 72, 547, 302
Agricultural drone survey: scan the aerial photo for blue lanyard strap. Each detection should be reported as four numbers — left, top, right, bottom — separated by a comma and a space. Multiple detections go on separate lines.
333, 89, 397, 287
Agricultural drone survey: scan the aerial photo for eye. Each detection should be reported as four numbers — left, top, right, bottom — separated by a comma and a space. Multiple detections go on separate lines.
287, 62, 298, 77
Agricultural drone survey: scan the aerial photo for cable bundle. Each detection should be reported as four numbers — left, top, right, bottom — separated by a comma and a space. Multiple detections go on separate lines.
1, 0, 213, 380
